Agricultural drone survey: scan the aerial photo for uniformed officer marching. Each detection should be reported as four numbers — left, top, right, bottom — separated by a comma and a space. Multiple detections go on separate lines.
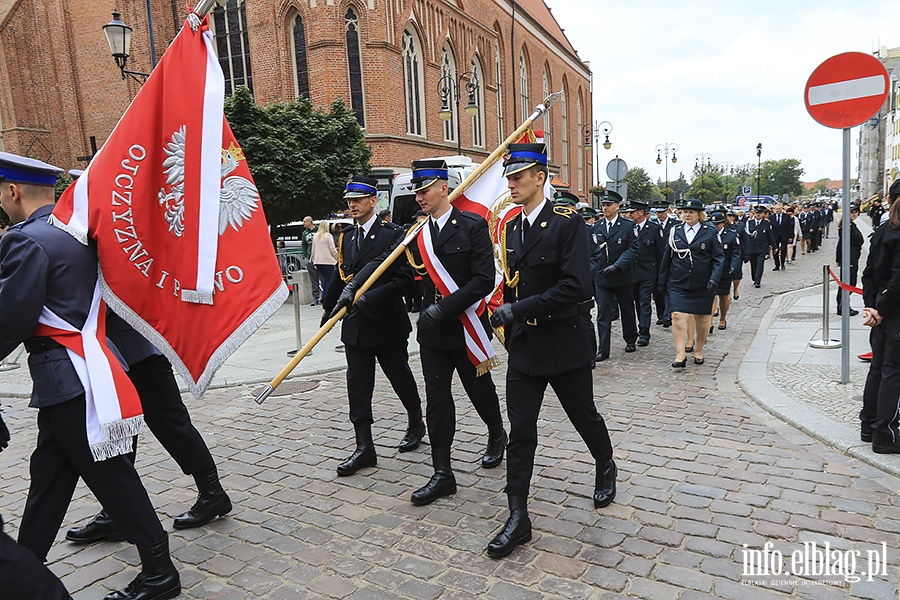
406, 160, 506, 506
0, 152, 179, 600
487, 143, 616, 558
743, 205, 775, 288
323, 175, 426, 476
653, 201, 681, 327
629, 199, 664, 345
591, 190, 639, 361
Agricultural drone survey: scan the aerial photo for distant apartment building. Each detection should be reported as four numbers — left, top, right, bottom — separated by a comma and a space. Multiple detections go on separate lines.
857, 46, 900, 201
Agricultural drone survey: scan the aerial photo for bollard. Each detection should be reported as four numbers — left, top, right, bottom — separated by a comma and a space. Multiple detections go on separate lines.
809, 264, 841, 349
286, 271, 311, 357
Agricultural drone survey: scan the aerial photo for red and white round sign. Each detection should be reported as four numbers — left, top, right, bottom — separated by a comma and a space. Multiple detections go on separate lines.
805, 52, 890, 129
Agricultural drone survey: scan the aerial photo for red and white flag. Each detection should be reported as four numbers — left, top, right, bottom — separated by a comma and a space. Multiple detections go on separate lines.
452, 130, 552, 310
52, 15, 288, 397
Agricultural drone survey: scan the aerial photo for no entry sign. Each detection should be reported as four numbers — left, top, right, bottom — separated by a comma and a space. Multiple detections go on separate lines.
805, 52, 889, 129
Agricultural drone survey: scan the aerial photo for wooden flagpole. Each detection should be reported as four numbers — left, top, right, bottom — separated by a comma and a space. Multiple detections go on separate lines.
254, 91, 562, 404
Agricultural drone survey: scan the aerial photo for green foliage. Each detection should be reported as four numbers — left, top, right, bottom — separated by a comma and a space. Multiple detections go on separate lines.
54, 172, 74, 202
812, 177, 831, 195
687, 169, 723, 204
623, 166, 662, 201
757, 158, 805, 200
224, 86, 372, 227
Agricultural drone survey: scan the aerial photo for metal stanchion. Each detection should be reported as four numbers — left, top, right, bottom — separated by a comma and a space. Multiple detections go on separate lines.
809, 264, 841, 349
286, 271, 310, 357
0, 345, 23, 371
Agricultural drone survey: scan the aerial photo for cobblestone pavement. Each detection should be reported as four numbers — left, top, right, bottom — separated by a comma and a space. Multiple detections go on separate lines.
3, 229, 900, 599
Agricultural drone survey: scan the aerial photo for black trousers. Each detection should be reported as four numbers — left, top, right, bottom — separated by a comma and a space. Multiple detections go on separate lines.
595, 284, 638, 357
505, 365, 613, 496
653, 286, 666, 321
419, 345, 502, 450
0, 515, 70, 600
633, 280, 655, 340
835, 263, 859, 312
18, 396, 165, 561
772, 239, 788, 268
345, 339, 422, 426
861, 322, 900, 442
131, 354, 215, 476
748, 253, 766, 285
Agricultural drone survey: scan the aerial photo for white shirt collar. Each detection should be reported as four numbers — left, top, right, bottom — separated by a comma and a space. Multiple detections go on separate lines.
523, 199, 548, 227
431, 207, 454, 232
357, 213, 377, 237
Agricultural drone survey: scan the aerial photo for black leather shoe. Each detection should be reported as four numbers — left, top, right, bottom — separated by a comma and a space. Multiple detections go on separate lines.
636, 338, 649, 347
482, 429, 507, 469
104, 535, 180, 600
685, 346, 694, 353
593, 459, 617, 508
662, 319, 672, 328
656, 319, 664, 325
66, 510, 124, 544
873, 439, 900, 454
694, 357, 705, 365
595, 353, 609, 362
336, 444, 376, 476
861, 424, 873, 443
849, 309, 859, 316
398, 420, 426, 453
336, 424, 377, 477
486, 496, 532, 558
174, 471, 233, 529
754, 283, 761, 288
671, 358, 687, 368
411, 449, 456, 505
625, 344, 636, 353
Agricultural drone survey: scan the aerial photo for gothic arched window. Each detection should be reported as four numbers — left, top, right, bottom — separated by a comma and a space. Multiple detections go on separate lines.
542, 66, 551, 157
519, 51, 529, 124
346, 8, 365, 127
561, 86, 568, 184
292, 13, 309, 99
470, 57, 484, 148
441, 44, 458, 144
402, 28, 425, 136
211, 0, 253, 95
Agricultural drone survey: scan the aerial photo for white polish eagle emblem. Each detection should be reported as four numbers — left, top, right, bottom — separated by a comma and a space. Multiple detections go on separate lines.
159, 126, 260, 237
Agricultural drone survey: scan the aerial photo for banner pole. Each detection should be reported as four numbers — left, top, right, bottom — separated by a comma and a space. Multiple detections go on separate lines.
254, 92, 563, 404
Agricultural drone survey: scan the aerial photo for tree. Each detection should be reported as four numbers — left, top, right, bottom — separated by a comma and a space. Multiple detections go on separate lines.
622, 166, 662, 201
687, 169, 723, 204
812, 178, 831, 195
757, 158, 805, 200
224, 86, 372, 228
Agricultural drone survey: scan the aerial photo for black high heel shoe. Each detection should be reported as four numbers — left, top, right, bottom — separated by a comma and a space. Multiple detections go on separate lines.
671, 358, 687, 368
685, 346, 694, 353
694, 357, 705, 365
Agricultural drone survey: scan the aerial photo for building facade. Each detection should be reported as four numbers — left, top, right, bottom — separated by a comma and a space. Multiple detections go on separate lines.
0, 0, 594, 201
856, 46, 900, 202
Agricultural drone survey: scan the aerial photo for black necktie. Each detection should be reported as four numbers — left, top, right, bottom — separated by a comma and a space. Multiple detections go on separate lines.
430, 219, 439, 243
522, 218, 530, 242
356, 226, 363, 250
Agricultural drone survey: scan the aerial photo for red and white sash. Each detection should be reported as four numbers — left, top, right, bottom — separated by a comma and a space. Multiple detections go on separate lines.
417, 222, 499, 375
33, 282, 144, 461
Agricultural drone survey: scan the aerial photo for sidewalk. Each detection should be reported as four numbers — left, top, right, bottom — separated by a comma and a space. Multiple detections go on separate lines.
3, 218, 900, 598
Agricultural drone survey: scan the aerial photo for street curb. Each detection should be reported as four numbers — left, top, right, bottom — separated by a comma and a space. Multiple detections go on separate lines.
737, 283, 900, 483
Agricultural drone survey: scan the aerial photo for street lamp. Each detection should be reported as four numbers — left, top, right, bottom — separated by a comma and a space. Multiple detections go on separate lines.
583, 120, 612, 186
694, 153, 713, 202
756, 143, 763, 200
438, 70, 479, 155
103, 10, 151, 83
719, 161, 737, 203
655, 143, 678, 204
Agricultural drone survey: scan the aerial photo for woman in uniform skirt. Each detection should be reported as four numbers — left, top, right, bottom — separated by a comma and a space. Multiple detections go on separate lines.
659, 199, 725, 367
709, 210, 742, 331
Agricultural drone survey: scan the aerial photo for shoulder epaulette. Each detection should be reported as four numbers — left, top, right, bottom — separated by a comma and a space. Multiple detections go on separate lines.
552, 205, 576, 218
381, 221, 401, 230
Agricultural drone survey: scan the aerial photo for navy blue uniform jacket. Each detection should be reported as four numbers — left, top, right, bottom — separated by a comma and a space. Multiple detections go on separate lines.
590, 216, 638, 288
659, 222, 725, 290
503, 201, 594, 375
0, 205, 95, 408
632, 219, 664, 283
322, 219, 413, 348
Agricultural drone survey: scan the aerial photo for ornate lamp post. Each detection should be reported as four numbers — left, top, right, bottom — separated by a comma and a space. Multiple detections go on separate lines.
694, 153, 713, 202
438, 71, 479, 155
583, 120, 612, 184
719, 161, 737, 203
756, 143, 763, 199
655, 143, 678, 203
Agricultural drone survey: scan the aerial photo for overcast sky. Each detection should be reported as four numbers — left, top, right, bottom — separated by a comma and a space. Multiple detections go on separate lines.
549, 0, 900, 184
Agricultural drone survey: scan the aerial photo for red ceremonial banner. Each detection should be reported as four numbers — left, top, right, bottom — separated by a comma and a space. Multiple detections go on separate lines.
53, 15, 288, 397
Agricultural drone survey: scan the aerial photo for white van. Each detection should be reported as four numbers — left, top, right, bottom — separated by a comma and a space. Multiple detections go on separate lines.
389, 155, 477, 225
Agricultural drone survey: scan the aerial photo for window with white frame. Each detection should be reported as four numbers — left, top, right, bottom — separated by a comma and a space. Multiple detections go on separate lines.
402, 28, 425, 136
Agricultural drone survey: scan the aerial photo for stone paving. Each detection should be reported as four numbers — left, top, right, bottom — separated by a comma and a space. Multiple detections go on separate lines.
2, 225, 900, 598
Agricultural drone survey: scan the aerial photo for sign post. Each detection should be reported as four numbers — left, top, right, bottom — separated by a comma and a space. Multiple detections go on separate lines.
804, 51, 890, 383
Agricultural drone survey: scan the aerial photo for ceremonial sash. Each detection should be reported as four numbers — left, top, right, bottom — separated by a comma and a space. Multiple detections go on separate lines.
417, 223, 499, 376
33, 283, 144, 461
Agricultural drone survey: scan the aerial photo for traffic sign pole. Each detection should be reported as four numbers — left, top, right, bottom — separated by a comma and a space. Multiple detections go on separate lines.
804, 51, 889, 384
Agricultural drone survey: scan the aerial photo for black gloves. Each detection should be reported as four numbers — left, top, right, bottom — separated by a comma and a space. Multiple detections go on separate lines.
600, 265, 619, 278
706, 281, 717, 293
319, 310, 330, 328
489, 303, 515, 329
0, 409, 9, 453
418, 303, 447, 328
328, 281, 361, 321
743, 257, 750, 264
